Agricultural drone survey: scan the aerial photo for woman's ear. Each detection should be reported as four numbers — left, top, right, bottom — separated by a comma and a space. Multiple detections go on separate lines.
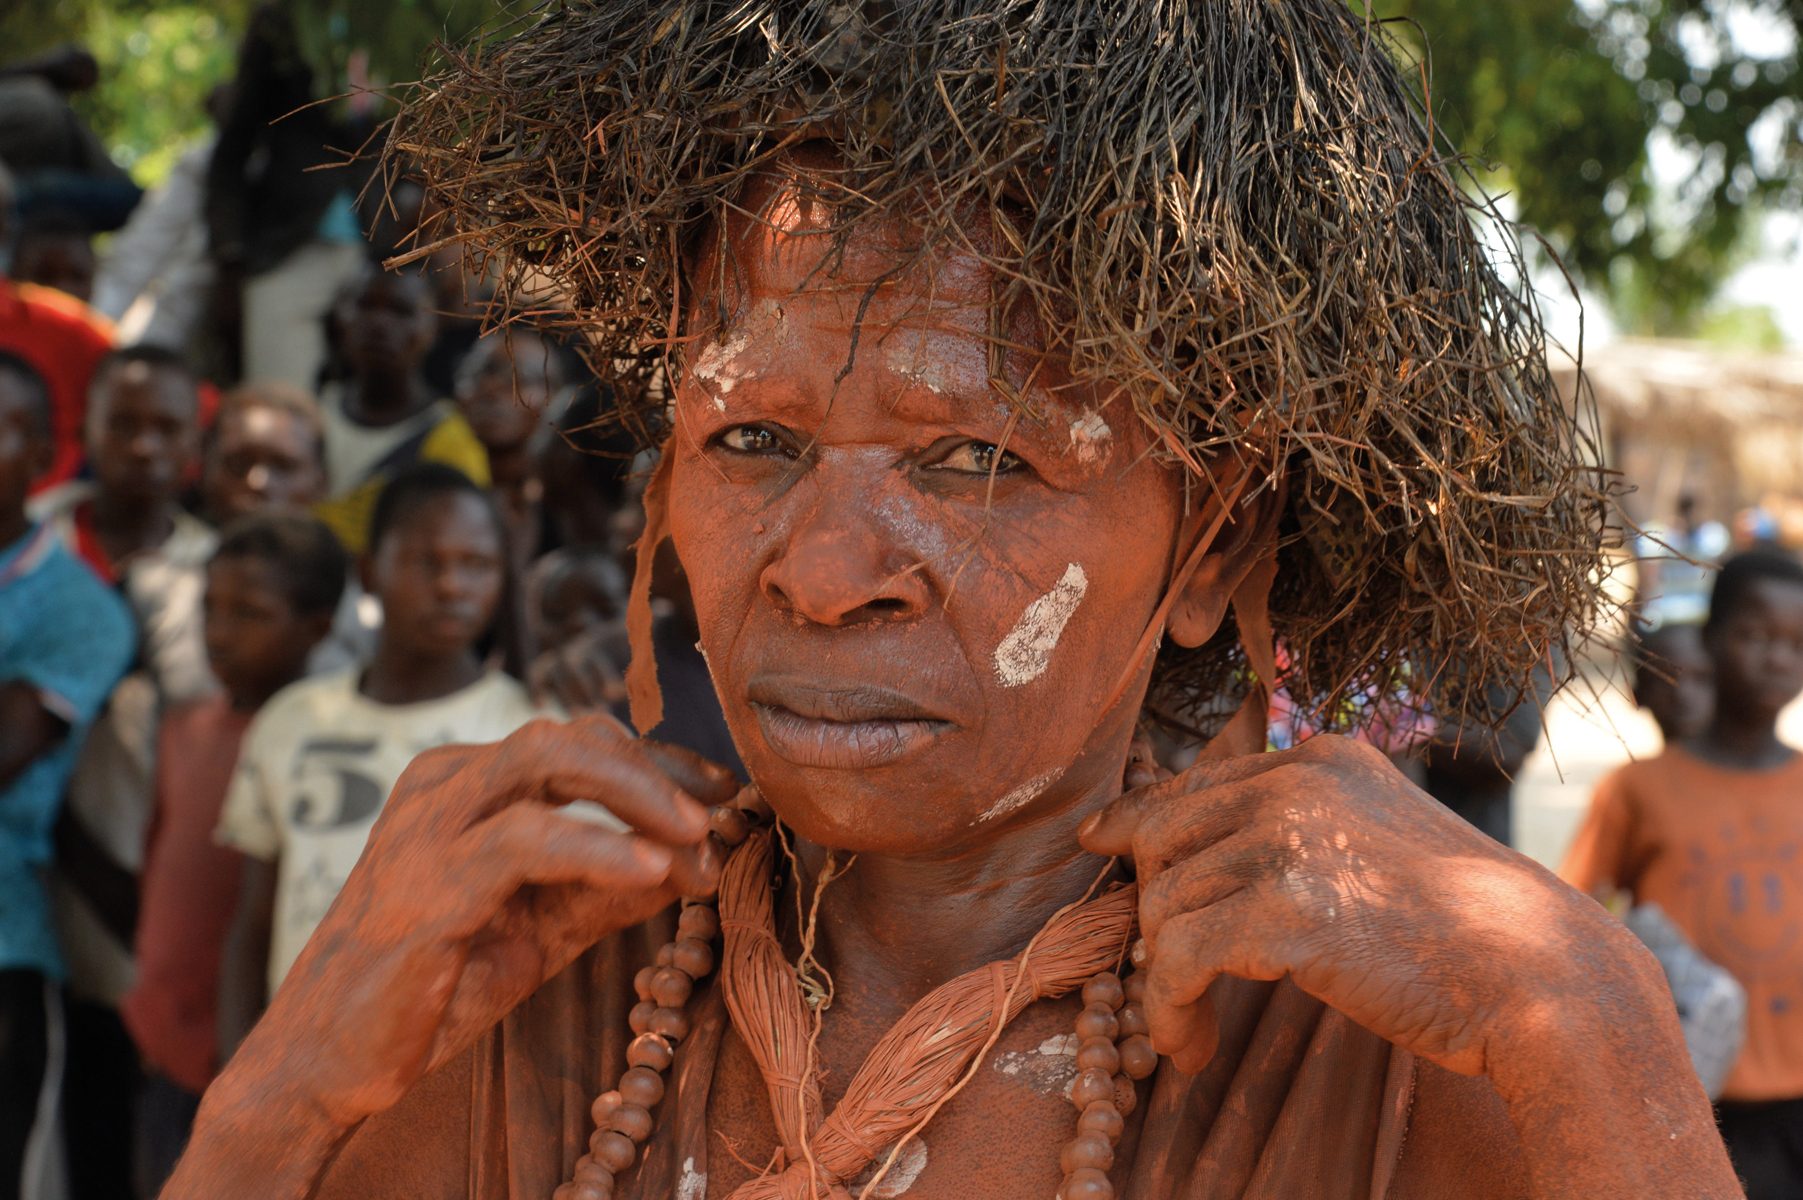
1166, 478, 1285, 650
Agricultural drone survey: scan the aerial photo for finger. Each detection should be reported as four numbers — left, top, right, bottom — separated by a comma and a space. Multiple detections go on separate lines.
1080, 751, 1295, 856
1142, 900, 1297, 1072
637, 740, 742, 807
1135, 830, 1265, 941
457, 802, 678, 909
484, 719, 712, 845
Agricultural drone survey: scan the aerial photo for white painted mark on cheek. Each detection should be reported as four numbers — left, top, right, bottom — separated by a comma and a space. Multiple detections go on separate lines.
994, 563, 1089, 687
1068, 411, 1112, 464
977, 765, 1065, 822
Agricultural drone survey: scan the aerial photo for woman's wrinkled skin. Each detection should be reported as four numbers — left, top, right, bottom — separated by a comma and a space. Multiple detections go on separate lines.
163, 165, 1739, 1200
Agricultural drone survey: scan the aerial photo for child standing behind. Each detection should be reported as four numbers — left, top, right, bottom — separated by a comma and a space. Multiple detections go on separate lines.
0, 352, 133, 1200
1562, 551, 1803, 1200
119, 513, 345, 1195
1631, 622, 1715, 745
215, 464, 548, 1058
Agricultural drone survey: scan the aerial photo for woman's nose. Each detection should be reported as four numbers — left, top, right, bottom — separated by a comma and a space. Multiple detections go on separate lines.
760, 486, 931, 627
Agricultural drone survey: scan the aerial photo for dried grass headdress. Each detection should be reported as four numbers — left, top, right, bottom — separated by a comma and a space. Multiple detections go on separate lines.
392, 0, 1612, 737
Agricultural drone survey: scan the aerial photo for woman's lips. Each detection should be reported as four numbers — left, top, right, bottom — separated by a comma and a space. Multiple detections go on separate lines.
746, 677, 953, 769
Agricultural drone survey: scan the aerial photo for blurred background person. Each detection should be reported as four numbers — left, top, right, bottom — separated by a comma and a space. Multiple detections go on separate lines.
1631, 623, 1716, 747
0, 352, 134, 1200
10, 208, 96, 305
0, 163, 114, 495
312, 269, 487, 555
119, 513, 343, 1197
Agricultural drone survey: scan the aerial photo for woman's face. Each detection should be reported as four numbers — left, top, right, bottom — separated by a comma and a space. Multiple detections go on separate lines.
667, 183, 1192, 854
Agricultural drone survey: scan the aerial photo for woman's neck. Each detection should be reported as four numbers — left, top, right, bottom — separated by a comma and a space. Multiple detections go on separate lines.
787, 778, 1122, 1003
360, 644, 484, 706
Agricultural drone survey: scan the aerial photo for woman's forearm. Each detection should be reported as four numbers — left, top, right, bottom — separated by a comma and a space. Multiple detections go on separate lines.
162, 1059, 356, 1200
1487, 950, 1739, 1198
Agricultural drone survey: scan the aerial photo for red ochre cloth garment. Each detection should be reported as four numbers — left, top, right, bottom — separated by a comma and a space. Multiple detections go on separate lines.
0, 278, 115, 492
1561, 746, 1803, 1102
119, 694, 254, 1093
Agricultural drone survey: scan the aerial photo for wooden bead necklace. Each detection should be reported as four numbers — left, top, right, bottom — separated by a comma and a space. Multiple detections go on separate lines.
555, 802, 1147, 1200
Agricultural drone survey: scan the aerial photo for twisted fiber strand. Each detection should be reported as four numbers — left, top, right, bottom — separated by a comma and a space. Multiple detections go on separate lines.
717, 830, 1137, 1199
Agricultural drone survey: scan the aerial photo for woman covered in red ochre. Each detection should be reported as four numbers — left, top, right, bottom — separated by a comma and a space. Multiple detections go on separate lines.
163, 3, 1737, 1198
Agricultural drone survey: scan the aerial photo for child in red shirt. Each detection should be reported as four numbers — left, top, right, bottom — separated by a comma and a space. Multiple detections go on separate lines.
118, 513, 345, 1193
1563, 551, 1803, 1199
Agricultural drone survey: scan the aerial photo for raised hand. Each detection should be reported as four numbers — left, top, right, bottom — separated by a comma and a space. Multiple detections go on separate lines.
172, 714, 737, 1199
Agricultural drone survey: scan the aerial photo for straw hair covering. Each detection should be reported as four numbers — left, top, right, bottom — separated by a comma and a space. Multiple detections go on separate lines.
390, 0, 1611, 735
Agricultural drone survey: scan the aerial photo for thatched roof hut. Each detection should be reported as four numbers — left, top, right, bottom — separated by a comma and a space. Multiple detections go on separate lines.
1557, 340, 1803, 528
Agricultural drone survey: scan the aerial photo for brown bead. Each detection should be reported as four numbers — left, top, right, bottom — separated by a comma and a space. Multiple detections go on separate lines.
632, 966, 656, 1002
1115, 1003, 1149, 1038
1113, 1075, 1138, 1116
672, 936, 715, 979
678, 905, 719, 941
618, 1065, 666, 1109
1081, 972, 1124, 1011
709, 805, 750, 846
655, 942, 676, 967
1122, 972, 1146, 1004
649, 1006, 690, 1041
626, 1033, 674, 1071
592, 1130, 638, 1173
1078, 1101, 1124, 1143
1076, 1036, 1121, 1075
1118, 1034, 1157, 1081
573, 1157, 616, 1197
1070, 1067, 1115, 1109
590, 1090, 623, 1126
734, 788, 774, 821
650, 966, 693, 1008
1060, 1131, 1116, 1174
628, 1001, 657, 1034
1073, 1002, 1120, 1042
1063, 1167, 1115, 1200
607, 1102, 654, 1143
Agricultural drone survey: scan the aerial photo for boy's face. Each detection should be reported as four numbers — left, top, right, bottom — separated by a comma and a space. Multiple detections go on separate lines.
204, 556, 328, 706
365, 492, 504, 660
88, 363, 199, 507
204, 405, 327, 522
1635, 627, 1714, 741
339, 277, 436, 379
1708, 579, 1803, 720
0, 380, 51, 527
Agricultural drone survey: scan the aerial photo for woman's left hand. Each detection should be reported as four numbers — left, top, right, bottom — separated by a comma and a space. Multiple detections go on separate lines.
1078, 734, 1659, 1079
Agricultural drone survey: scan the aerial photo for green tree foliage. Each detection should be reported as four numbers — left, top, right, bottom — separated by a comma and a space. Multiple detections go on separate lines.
1371, 0, 1801, 334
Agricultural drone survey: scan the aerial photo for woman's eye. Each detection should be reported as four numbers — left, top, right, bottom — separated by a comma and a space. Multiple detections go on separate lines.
719, 425, 786, 455
933, 441, 1022, 476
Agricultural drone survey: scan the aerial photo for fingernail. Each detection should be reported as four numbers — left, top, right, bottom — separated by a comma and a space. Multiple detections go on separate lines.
1078, 813, 1101, 838
1130, 937, 1152, 967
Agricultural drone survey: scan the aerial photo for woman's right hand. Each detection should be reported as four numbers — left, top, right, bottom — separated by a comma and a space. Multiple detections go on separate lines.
195, 715, 735, 1143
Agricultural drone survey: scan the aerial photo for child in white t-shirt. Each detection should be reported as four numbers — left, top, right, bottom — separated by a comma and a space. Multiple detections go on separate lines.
216, 464, 553, 1050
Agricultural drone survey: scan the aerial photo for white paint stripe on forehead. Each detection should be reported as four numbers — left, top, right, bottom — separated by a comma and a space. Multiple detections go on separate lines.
994, 562, 1088, 687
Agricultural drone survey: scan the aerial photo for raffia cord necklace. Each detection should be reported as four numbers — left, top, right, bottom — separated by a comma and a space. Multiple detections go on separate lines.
554, 802, 1152, 1200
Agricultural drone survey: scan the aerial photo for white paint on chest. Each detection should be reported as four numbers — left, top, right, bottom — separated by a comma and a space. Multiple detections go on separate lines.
1068, 411, 1112, 464
977, 766, 1065, 822
850, 1137, 929, 1198
992, 1034, 1080, 1101
993, 563, 1088, 687
676, 1157, 706, 1200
